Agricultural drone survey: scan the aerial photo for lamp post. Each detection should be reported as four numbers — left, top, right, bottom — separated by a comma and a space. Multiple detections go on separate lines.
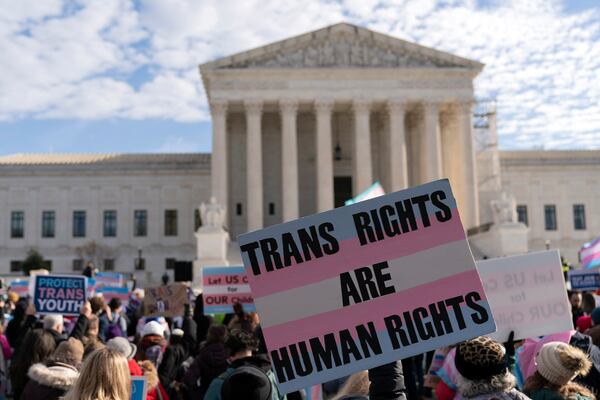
136, 247, 143, 270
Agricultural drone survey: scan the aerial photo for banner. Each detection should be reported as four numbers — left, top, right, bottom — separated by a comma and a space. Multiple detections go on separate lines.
131, 376, 148, 400
477, 250, 572, 342
344, 182, 385, 206
202, 266, 256, 314
143, 283, 188, 318
581, 237, 600, 269
97, 286, 130, 307
8, 278, 30, 299
95, 271, 124, 288
238, 179, 495, 394
33, 275, 87, 316
569, 268, 600, 291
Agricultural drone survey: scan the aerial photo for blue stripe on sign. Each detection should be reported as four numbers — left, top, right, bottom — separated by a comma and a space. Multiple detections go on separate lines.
203, 266, 245, 275
204, 304, 257, 314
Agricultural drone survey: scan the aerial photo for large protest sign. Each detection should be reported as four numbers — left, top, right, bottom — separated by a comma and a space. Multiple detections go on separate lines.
131, 376, 148, 400
202, 266, 256, 314
569, 268, 600, 291
477, 250, 572, 342
143, 283, 188, 317
33, 275, 87, 316
238, 179, 496, 394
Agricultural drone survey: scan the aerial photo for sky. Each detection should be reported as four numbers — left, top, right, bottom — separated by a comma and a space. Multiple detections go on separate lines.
0, 0, 599, 155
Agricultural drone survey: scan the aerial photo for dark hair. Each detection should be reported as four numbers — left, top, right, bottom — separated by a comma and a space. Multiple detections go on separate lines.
108, 298, 122, 311
226, 329, 259, 355
89, 297, 105, 314
207, 324, 228, 344
582, 292, 596, 314
10, 329, 56, 396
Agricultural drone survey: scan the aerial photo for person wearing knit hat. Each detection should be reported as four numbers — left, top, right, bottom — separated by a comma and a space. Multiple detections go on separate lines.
107, 337, 137, 360
21, 337, 84, 400
136, 321, 167, 367
524, 342, 594, 400
454, 337, 530, 400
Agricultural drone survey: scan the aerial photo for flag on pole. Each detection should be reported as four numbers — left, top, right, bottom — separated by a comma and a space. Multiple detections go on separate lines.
344, 181, 385, 205
581, 237, 600, 269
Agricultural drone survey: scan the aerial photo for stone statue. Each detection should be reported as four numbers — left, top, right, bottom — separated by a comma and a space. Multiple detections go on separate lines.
491, 192, 517, 225
199, 196, 225, 230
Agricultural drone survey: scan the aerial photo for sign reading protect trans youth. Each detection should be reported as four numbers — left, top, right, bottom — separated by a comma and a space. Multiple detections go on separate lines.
33, 275, 87, 316
238, 179, 496, 394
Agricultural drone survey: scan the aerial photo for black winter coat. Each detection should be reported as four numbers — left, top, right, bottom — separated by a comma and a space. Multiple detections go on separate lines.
183, 342, 229, 400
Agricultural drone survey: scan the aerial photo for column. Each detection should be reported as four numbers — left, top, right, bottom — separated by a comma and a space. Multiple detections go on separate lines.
315, 99, 334, 212
210, 100, 228, 211
353, 99, 373, 195
280, 99, 299, 221
245, 100, 264, 231
387, 100, 408, 191
457, 101, 480, 229
421, 102, 443, 182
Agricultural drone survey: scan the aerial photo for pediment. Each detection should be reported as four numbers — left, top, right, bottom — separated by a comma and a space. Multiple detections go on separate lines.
201, 23, 483, 71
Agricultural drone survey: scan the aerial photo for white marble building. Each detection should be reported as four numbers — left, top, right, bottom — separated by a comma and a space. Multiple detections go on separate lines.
0, 23, 597, 282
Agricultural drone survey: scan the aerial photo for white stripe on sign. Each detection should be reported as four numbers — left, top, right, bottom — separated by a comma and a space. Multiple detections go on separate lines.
202, 285, 252, 295
256, 239, 474, 328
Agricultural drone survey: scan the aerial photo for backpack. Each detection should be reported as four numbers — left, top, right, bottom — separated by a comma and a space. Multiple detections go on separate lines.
105, 314, 124, 340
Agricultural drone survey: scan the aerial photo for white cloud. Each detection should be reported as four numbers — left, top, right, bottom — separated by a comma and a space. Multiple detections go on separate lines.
0, 0, 599, 149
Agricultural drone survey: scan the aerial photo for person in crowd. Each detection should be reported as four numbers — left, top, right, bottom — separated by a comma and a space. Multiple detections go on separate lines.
10, 329, 57, 399
141, 359, 171, 400
227, 303, 256, 333
582, 293, 596, 316
454, 337, 530, 400
571, 292, 585, 327
107, 336, 143, 376
524, 342, 595, 400
331, 371, 370, 400
158, 328, 189, 396
577, 316, 593, 334
0, 324, 12, 363
126, 289, 145, 337
184, 324, 230, 399
193, 294, 213, 345
7, 300, 37, 350
82, 261, 95, 278
136, 320, 168, 367
101, 298, 128, 340
42, 314, 67, 346
21, 337, 84, 400
204, 329, 284, 400
62, 347, 131, 400
585, 307, 600, 347
83, 335, 105, 360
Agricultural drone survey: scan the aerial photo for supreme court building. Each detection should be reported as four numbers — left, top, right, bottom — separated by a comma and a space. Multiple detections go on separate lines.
0, 23, 598, 281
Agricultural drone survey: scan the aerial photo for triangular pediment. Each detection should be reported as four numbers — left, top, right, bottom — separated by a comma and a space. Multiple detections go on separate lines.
201, 23, 483, 70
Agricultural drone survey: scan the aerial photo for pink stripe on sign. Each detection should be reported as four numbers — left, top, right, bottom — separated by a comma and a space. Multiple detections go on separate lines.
582, 251, 600, 266
203, 275, 249, 286
261, 269, 484, 349
247, 211, 465, 298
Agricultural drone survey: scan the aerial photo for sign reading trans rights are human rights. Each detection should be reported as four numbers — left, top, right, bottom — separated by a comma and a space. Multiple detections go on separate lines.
238, 179, 496, 394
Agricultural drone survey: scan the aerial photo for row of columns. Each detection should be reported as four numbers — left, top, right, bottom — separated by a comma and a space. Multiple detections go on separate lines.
210, 99, 479, 232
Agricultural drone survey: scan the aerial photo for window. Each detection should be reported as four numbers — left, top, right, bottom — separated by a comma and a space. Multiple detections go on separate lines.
166, 258, 176, 270
135, 258, 146, 270
269, 203, 275, 215
164, 209, 178, 236
194, 209, 202, 231
41, 211, 55, 238
73, 211, 86, 238
10, 211, 24, 238
573, 204, 586, 230
10, 261, 22, 273
134, 210, 147, 237
236, 203, 243, 216
544, 205, 557, 231
516, 205, 528, 226
104, 259, 115, 271
103, 210, 117, 237
73, 259, 84, 271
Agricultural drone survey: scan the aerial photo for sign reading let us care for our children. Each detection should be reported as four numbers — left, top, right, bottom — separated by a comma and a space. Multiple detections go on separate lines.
477, 250, 572, 342
202, 266, 256, 314
33, 275, 87, 316
238, 179, 496, 394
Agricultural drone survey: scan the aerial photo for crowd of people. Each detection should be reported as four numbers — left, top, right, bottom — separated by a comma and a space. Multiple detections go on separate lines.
0, 286, 598, 400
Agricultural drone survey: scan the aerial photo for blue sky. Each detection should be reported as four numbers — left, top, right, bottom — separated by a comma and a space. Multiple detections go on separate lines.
1, 0, 599, 155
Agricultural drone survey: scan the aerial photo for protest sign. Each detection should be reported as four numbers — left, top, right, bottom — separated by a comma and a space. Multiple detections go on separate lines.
477, 250, 572, 342
238, 179, 495, 394
97, 286, 130, 307
131, 376, 148, 400
95, 271, 124, 288
33, 275, 87, 316
569, 268, 600, 291
143, 283, 188, 317
8, 278, 30, 299
86, 278, 97, 298
344, 182, 385, 206
202, 266, 256, 314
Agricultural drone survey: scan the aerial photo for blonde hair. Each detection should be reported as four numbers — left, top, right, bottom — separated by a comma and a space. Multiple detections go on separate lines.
63, 348, 131, 400
332, 371, 370, 400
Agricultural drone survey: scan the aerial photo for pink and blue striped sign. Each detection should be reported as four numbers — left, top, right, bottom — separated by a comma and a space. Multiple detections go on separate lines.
581, 237, 600, 269
238, 179, 496, 394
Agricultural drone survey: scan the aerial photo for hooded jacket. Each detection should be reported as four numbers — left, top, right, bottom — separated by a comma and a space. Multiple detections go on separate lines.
20, 362, 79, 400
183, 341, 229, 399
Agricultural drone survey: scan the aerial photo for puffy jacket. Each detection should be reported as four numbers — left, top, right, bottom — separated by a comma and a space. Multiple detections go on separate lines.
21, 362, 79, 400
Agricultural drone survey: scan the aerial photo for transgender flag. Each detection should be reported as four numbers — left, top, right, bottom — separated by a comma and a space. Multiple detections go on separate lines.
345, 182, 385, 206
581, 237, 600, 269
